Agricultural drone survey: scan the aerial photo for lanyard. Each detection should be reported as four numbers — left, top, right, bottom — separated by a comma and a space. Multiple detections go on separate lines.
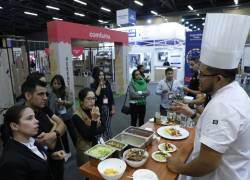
166, 80, 173, 91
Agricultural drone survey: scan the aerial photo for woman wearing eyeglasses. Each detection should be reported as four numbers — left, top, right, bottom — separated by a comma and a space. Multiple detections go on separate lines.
129, 69, 150, 127
72, 88, 106, 166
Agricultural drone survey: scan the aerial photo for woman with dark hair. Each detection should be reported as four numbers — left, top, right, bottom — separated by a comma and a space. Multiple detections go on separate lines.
0, 105, 64, 180
48, 74, 75, 160
91, 70, 115, 140
72, 88, 106, 166
128, 69, 150, 126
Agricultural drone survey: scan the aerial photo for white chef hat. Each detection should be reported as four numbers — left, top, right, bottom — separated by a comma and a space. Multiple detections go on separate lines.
200, 13, 250, 69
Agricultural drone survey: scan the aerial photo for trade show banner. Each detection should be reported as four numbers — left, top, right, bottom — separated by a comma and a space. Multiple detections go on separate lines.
116, 8, 136, 26
185, 31, 202, 83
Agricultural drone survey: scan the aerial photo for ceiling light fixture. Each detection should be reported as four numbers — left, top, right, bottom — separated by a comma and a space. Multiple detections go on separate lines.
0, 6, 3, 9
197, 13, 200, 16
24, 11, 38, 16
202, 23, 205, 26
73, 0, 87, 6
197, 28, 201, 31
190, 24, 193, 26
150, 10, 158, 15
202, 17, 205, 20
74, 12, 85, 17
101, 7, 111, 12
234, 0, 239, 5
98, 19, 108, 23
188, 5, 194, 11
181, 18, 185, 22
147, 19, 152, 24
134, 0, 143, 6
53, 17, 63, 20
46, 5, 60, 11
185, 21, 189, 24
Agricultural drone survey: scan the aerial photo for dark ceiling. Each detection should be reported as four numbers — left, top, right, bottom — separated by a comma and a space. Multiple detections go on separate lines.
0, 0, 250, 36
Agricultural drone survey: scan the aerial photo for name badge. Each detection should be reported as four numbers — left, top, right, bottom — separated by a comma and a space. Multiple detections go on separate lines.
103, 97, 108, 104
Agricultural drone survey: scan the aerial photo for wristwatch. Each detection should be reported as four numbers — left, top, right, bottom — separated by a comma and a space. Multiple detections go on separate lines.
53, 130, 60, 138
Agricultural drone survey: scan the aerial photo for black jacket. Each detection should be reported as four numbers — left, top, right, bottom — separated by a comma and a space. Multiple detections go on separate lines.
0, 139, 54, 180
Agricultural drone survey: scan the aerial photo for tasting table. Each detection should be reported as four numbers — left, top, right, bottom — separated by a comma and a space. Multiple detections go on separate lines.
79, 121, 195, 180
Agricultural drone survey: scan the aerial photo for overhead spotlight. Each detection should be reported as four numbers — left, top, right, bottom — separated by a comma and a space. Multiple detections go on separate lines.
185, 21, 189, 24
46, 5, 60, 10
24, 11, 38, 16
53, 17, 63, 20
234, 0, 239, 5
164, 18, 168, 21
0, 6, 3, 9
101, 6, 111, 12
197, 28, 200, 30
98, 19, 108, 23
202, 17, 205, 20
190, 24, 193, 27
74, 12, 85, 17
197, 13, 200, 16
188, 5, 194, 11
181, 18, 185, 22
193, 26, 197, 29
73, 0, 87, 6
202, 23, 205, 26
150, 10, 158, 16
147, 19, 152, 24
134, 0, 143, 6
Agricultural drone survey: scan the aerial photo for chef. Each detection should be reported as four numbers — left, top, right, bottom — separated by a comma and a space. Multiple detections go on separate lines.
167, 13, 250, 180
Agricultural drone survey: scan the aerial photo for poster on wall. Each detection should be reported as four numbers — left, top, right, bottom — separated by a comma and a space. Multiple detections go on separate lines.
128, 53, 141, 70
185, 31, 202, 83
143, 53, 151, 73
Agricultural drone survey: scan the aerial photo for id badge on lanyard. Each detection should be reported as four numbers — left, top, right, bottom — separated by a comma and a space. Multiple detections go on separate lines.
103, 97, 108, 104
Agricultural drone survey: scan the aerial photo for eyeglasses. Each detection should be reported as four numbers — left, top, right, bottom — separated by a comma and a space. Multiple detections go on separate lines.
86, 97, 97, 101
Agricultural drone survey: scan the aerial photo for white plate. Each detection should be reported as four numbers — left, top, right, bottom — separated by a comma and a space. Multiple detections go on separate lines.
133, 169, 159, 180
151, 151, 171, 163
157, 126, 189, 140
158, 143, 177, 153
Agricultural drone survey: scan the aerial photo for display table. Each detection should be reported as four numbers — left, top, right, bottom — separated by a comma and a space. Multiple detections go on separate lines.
79, 122, 195, 180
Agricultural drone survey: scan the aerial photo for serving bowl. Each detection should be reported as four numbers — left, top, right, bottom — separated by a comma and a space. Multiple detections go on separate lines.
123, 148, 149, 168
97, 158, 127, 180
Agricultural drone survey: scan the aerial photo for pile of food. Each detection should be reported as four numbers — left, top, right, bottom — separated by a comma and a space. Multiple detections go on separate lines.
87, 145, 113, 159
105, 140, 126, 150
164, 143, 174, 151
125, 149, 146, 161
103, 168, 118, 176
152, 151, 171, 162
165, 128, 181, 136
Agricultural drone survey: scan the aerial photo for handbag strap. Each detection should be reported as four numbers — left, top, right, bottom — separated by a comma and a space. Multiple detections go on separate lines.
123, 86, 129, 105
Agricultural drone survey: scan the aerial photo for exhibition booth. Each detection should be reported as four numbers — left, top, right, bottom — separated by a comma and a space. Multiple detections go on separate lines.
116, 22, 186, 83
47, 20, 128, 98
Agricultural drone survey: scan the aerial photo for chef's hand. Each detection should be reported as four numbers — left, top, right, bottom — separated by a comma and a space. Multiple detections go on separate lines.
167, 154, 185, 174
91, 106, 100, 121
170, 102, 194, 117
183, 87, 190, 94
51, 150, 65, 160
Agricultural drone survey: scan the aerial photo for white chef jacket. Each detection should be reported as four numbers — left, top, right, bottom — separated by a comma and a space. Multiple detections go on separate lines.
179, 81, 250, 180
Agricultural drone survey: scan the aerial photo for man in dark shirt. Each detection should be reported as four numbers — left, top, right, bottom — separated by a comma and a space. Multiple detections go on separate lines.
137, 65, 150, 83
22, 79, 66, 180
184, 57, 200, 97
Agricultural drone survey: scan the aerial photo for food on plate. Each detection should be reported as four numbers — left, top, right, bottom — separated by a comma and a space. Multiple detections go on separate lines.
152, 151, 171, 162
125, 149, 146, 161
164, 127, 181, 136
105, 140, 126, 149
88, 146, 113, 159
158, 143, 177, 153
103, 168, 118, 176
165, 143, 174, 151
